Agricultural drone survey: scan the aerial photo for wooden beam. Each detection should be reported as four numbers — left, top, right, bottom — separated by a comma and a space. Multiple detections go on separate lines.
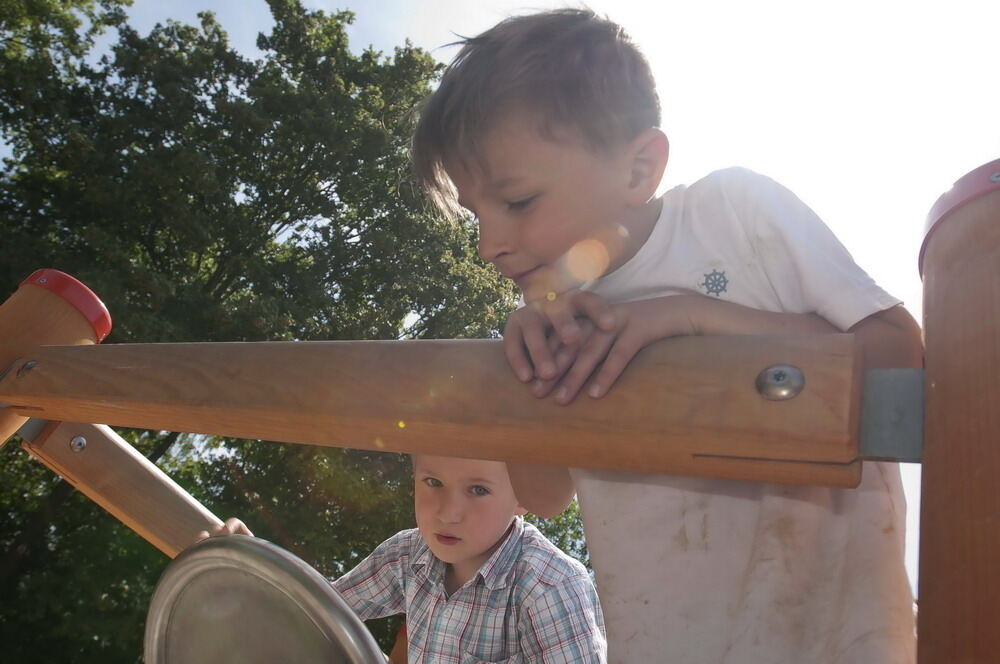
21, 421, 222, 557
0, 334, 863, 487
918, 168, 1000, 661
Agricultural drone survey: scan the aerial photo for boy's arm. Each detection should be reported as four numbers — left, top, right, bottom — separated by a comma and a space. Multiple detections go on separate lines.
529, 295, 922, 405
331, 532, 408, 620
519, 568, 607, 663
690, 296, 924, 370
507, 463, 574, 518
693, 297, 923, 368
845, 304, 923, 369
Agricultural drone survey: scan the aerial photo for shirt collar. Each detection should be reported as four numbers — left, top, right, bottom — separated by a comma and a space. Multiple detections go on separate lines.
475, 516, 524, 590
410, 533, 444, 578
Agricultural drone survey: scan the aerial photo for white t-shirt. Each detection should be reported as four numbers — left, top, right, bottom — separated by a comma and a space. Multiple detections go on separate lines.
574, 168, 915, 663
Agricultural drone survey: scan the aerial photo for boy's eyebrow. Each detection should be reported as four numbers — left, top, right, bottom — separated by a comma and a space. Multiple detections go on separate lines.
466, 477, 497, 484
490, 175, 526, 190
412, 464, 498, 484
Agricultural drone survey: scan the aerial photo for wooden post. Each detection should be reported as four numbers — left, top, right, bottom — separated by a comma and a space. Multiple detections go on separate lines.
0, 270, 111, 446
918, 158, 1000, 662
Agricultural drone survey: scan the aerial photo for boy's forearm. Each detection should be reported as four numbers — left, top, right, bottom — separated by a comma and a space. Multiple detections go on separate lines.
847, 305, 924, 369
690, 296, 839, 337
689, 296, 923, 369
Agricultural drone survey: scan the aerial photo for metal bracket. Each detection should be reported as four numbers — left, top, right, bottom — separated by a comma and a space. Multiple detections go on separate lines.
15, 416, 50, 443
860, 368, 924, 462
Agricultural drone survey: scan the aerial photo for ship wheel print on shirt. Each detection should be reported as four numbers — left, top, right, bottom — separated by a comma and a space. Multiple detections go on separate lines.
700, 269, 728, 296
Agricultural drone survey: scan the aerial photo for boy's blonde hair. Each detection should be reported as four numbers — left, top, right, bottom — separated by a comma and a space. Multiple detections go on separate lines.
412, 8, 660, 216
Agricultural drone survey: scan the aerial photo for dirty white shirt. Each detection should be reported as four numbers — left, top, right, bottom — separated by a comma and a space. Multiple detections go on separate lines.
574, 168, 915, 663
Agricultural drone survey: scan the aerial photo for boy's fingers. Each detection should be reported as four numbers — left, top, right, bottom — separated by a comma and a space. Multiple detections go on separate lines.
541, 301, 582, 345
502, 319, 535, 382
552, 332, 615, 405
571, 291, 617, 331
222, 517, 253, 537
532, 343, 577, 397
587, 335, 643, 399
520, 314, 557, 380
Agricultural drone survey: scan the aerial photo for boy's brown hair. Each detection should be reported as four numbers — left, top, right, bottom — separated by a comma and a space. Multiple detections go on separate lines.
412, 8, 661, 215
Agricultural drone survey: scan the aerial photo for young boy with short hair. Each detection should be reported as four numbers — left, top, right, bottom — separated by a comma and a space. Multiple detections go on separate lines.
411, 8, 922, 663
203, 454, 606, 663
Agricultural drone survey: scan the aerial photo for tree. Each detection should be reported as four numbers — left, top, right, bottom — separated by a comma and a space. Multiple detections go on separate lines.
0, 1, 532, 660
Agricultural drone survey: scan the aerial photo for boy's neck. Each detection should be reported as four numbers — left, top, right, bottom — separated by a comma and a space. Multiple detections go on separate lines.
443, 563, 464, 595
603, 195, 664, 277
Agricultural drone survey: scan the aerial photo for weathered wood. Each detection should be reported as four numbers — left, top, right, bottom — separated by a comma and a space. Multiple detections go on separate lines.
919, 186, 1000, 661
0, 283, 99, 446
0, 334, 863, 486
21, 421, 221, 557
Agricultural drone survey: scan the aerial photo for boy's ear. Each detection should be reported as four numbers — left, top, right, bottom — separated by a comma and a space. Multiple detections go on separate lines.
625, 128, 669, 205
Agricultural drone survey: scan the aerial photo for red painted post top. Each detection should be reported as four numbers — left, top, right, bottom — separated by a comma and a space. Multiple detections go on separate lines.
19, 269, 112, 342
920, 158, 1000, 277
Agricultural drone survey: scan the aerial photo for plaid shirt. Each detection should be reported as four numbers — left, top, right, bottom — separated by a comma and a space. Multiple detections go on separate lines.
332, 518, 606, 663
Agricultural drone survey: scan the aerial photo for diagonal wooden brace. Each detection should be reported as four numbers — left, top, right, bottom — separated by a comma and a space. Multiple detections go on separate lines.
19, 420, 221, 557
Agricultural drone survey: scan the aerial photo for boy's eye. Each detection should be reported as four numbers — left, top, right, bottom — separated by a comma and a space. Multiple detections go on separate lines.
422, 477, 443, 488
469, 485, 490, 497
506, 195, 536, 212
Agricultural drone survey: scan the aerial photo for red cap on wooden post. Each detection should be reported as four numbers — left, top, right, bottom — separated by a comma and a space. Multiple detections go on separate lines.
919, 158, 1000, 277
0, 269, 112, 445
19, 269, 112, 342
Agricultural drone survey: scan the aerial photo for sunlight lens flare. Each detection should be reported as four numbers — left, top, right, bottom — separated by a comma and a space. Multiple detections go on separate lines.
565, 238, 611, 282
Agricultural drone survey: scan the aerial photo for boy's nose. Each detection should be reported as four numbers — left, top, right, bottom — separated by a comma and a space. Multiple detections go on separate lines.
477, 215, 512, 264
437, 493, 465, 523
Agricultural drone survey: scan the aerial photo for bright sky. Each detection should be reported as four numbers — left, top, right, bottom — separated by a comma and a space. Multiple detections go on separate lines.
123, 0, 1000, 593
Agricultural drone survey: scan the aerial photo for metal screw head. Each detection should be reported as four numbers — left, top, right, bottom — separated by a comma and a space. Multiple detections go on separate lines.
755, 364, 805, 400
991, 172, 1000, 183
69, 436, 87, 452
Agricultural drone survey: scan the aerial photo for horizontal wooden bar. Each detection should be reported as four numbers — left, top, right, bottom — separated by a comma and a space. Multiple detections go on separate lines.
0, 335, 863, 486
21, 421, 221, 557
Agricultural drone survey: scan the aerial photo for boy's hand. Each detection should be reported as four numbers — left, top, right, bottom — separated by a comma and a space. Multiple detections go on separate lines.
194, 517, 254, 544
503, 290, 617, 382
528, 295, 700, 405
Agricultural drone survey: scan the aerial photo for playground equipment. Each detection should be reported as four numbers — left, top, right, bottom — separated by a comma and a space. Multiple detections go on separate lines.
1, 158, 998, 662
145, 535, 385, 664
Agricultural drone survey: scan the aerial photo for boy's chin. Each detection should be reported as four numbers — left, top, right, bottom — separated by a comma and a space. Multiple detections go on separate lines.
426, 543, 463, 565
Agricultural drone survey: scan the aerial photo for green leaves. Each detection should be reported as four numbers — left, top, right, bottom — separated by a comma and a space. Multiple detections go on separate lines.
0, 1, 566, 659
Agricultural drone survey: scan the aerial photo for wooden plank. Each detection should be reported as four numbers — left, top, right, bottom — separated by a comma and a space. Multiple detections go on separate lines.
0, 334, 863, 487
21, 421, 221, 557
918, 188, 1000, 661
